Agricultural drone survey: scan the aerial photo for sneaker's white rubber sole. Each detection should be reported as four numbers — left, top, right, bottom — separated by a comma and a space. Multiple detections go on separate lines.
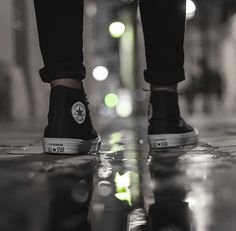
43, 136, 101, 154
148, 129, 199, 148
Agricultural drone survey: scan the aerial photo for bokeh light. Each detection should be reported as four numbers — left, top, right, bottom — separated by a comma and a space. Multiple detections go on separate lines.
85, 2, 97, 18
186, 0, 196, 20
104, 93, 119, 108
109, 22, 126, 38
116, 90, 133, 117
93, 66, 109, 81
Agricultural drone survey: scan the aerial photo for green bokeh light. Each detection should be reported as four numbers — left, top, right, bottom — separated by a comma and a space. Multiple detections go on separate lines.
104, 93, 119, 108
109, 132, 122, 144
114, 172, 132, 206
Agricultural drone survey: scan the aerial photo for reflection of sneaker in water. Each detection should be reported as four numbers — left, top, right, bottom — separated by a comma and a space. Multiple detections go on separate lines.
43, 85, 101, 154
147, 91, 198, 148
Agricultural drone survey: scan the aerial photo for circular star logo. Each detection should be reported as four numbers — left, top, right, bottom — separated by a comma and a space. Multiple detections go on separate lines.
71, 102, 86, 124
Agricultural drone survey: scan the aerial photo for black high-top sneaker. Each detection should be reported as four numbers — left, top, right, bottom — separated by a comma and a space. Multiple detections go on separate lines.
43, 85, 101, 154
147, 91, 198, 148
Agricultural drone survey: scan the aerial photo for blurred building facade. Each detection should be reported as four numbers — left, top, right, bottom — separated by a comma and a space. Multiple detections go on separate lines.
0, 0, 47, 122
183, 0, 236, 114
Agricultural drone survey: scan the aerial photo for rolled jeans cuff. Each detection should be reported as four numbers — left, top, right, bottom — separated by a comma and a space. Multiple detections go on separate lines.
39, 62, 86, 83
144, 68, 185, 85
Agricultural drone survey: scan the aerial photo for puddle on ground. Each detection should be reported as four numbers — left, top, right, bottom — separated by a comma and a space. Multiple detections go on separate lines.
0, 130, 236, 230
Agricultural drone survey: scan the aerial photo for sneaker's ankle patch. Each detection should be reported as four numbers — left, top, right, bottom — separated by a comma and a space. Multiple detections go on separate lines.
71, 102, 86, 124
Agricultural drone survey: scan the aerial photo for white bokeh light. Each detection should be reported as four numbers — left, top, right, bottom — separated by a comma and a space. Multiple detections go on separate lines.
116, 90, 133, 117
92, 66, 109, 81
186, 0, 196, 20
109, 22, 126, 38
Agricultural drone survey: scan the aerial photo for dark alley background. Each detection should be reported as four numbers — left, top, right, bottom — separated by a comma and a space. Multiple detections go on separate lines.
0, 0, 235, 124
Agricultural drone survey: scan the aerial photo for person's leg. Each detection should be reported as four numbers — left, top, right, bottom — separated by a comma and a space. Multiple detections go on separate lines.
34, 0, 85, 87
139, 0, 198, 148
34, 0, 101, 154
139, 0, 186, 90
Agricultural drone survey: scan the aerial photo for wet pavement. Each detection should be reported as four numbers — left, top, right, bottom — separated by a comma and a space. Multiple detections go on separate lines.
1, 115, 236, 231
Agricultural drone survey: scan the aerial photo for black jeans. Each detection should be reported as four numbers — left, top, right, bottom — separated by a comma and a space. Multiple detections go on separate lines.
34, 0, 186, 85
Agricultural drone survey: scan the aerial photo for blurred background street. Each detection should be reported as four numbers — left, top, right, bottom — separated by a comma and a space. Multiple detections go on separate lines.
0, 0, 235, 121
1, 0, 236, 230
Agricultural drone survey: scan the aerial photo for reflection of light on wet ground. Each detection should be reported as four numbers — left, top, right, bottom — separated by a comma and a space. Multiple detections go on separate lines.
114, 171, 140, 206
4, 119, 235, 230
185, 188, 214, 231
98, 152, 141, 207
109, 132, 123, 145
91, 128, 146, 230
98, 181, 112, 197
183, 149, 215, 231
98, 165, 112, 178
72, 179, 91, 203
127, 208, 147, 231
115, 172, 131, 189
101, 144, 126, 155
147, 144, 218, 231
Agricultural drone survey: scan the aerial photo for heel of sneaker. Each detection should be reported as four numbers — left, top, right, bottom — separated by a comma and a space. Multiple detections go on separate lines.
43, 136, 101, 154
